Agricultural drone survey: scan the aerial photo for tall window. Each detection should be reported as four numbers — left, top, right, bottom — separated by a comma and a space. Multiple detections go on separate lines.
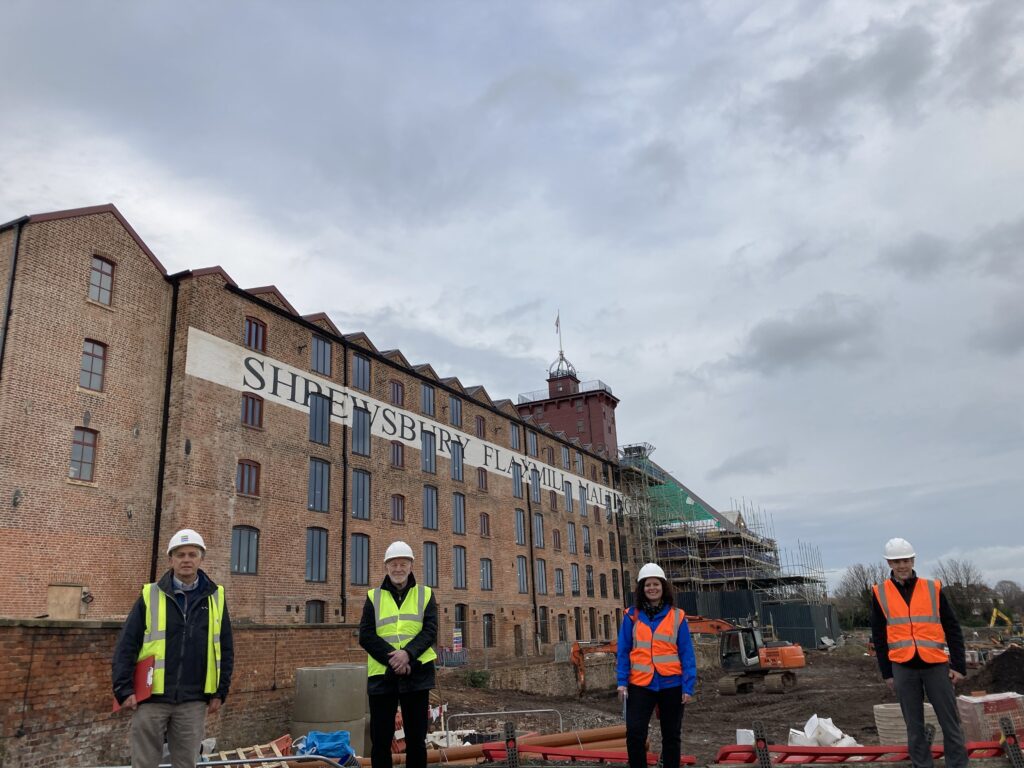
450, 440, 464, 481
510, 423, 521, 450
533, 513, 545, 548
88, 256, 114, 305
352, 406, 370, 455
586, 565, 595, 597
535, 559, 548, 595
449, 395, 462, 427
483, 613, 495, 648
583, 525, 591, 556
421, 383, 435, 416
575, 451, 584, 474
539, 606, 550, 644
597, 539, 604, 558
527, 430, 538, 456
549, 490, 558, 511
480, 558, 493, 590
244, 317, 266, 352
571, 563, 581, 596
612, 569, 620, 599
515, 508, 526, 545
306, 527, 328, 582
79, 340, 106, 391
421, 431, 436, 473
453, 546, 467, 589
552, 529, 562, 551
351, 533, 369, 585
241, 393, 263, 428
512, 463, 523, 498
516, 556, 529, 594
455, 603, 469, 647
579, 486, 588, 517
452, 493, 466, 534
475, 415, 486, 438
530, 468, 541, 503
609, 533, 617, 562
423, 542, 438, 587
309, 393, 330, 445
561, 446, 570, 469
391, 494, 406, 523
353, 353, 371, 391
390, 380, 404, 406
600, 573, 608, 598
564, 481, 574, 513
69, 428, 98, 482
305, 600, 325, 624
423, 485, 438, 529
390, 441, 404, 468
236, 460, 260, 496
230, 526, 259, 574
477, 467, 488, 491
558, 614, 568, 643
351, 470, 370, 519
567, 522, 577, 554
554, 568, 565, 596
308, 458, 330, 512
479, 512, 490, 537
311, 336, 331, 376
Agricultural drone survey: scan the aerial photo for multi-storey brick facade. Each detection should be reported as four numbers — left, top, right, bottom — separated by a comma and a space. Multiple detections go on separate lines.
0, 204, 637, 661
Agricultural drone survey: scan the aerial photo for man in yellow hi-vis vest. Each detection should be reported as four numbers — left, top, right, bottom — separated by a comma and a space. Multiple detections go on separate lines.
359, 540, 438, 768
112, 529, 234, 768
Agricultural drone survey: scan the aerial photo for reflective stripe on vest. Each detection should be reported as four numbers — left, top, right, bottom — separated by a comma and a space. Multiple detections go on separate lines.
138, 583, 225, 695
873, 579, 948, 663
367, 585, 438, 677
629, 607, 685, 686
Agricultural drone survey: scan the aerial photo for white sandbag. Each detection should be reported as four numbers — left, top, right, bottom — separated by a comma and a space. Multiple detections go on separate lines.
803, 714, 819, 739
835, 735, 861, 747
789, 728, 817, 746
736, 729, 755, 745
813, 717, 844, 746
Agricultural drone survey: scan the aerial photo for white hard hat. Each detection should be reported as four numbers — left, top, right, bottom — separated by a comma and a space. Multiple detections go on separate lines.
637, 562, 666, 582
384, 540, 415, 563
167, 528, 206, 555
883, 537, 916, 560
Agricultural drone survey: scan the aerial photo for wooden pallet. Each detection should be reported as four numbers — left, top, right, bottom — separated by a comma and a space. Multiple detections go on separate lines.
218, 733, 293, 768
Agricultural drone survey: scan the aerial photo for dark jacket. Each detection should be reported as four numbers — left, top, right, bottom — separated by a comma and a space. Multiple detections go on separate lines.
112, 569, 234, 705
358, 573, 437, 696
870, 571, 966, 679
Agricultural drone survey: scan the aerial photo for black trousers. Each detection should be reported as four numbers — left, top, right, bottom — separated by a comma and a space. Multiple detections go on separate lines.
892, 663, 968, 768
625, 684, 686, 768
368, 688, 430, 768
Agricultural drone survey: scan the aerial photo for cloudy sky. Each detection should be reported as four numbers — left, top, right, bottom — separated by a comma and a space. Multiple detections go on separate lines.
3, 1, 1023, 590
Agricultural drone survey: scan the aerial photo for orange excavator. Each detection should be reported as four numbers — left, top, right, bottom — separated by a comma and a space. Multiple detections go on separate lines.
717, 625, 805, 695
570, 615, 763, 695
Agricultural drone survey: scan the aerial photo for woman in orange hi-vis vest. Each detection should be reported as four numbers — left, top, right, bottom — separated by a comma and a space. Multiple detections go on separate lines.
616, 563, 696, 768
870, 538, 968, 768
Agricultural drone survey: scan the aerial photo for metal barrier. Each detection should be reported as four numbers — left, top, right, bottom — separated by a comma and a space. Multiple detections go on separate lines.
438, 648, 469, 667
447, 708, 563, 733
94, 755, 348, 768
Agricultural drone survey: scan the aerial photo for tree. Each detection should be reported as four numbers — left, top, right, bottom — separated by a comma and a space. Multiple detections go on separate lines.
932, 558, 988, 624
834, 562, 889, 628
993, 580, 1024, 617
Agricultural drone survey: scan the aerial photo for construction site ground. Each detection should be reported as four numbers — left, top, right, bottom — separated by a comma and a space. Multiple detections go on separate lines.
433, 641, 1024, 766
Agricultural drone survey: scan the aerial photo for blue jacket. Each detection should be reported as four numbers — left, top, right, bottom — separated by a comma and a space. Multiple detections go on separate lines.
616, 605, 697, 695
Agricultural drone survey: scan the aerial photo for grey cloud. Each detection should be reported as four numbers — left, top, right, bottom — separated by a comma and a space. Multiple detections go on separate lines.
878, 233, 955, 279
770, 240, 829, 279
731, 293, 880, 374
768, 24, 935, 149
946, 0, 1024, 106
970, 215, 1024, 278
707, 445, 788, 482
974, 297, 1024, 356
947, 399, 1024, 455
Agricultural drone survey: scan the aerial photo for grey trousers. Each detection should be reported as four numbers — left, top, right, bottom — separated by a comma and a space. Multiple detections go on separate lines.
892, 663, 968, 768
130, 700, 207, 768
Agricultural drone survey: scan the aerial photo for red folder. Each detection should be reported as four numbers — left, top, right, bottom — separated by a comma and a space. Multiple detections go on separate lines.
112, 656, 156, 712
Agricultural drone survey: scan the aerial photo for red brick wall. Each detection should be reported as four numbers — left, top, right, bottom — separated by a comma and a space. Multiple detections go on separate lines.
0, 619, 364, 768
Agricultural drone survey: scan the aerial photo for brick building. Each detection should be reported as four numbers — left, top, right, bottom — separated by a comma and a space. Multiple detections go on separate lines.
0, 204, 635, 661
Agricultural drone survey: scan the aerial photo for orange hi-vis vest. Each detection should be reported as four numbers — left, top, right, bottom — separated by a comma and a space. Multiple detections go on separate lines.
628, 606, 685, 686
873, 578, 949, 664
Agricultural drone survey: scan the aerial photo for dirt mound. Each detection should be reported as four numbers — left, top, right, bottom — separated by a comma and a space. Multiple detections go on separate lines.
963, 646, 1024, 694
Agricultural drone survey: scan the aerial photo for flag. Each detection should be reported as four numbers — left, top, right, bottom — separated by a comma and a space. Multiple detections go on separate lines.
555, 312, 560, 334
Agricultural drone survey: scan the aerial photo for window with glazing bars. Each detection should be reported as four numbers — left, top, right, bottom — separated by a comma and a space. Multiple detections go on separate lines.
79, 340, 106, 391
423, 542, 438, 586
453, 546, 467, 588
391, 494, 405, 523
311, 336, 331, 376
309, 394, 330, 445
241, 393, 263, 428
306, 528, 327, 582
236, 460, 260, 496
480, 558, 493, 590
515, 508, 526, 545
353, 353, 371, 391
421, 383, 435, 416
352, 406, 370, 455
231, 526, 259, 574
423, 485, 438, 529
450, 440, 463, 481
89, 256, 114, 305
244, 317, 266, 352
516, 556, 528, 593
351, 533, 369, 585
308, 458, 330, 512
351, 470, 370, 519
449, 395, 462, 427
533, 513, 545, 548
452, 493, 465, 534
421, 431, 436, 473
70, 427, 98, 482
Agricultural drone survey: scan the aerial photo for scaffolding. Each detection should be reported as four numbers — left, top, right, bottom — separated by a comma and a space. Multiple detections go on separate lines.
617, 446, 828, 605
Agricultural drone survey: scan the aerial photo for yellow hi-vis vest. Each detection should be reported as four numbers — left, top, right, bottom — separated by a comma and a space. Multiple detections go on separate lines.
366, 584, 437, 677
137, 582, 225, 695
